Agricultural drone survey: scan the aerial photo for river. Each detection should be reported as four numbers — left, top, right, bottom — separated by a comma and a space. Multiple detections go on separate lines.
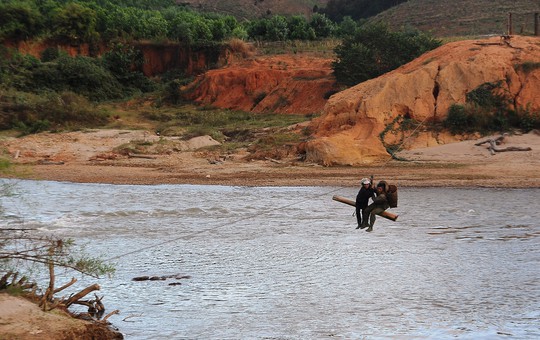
1, 179, 539, 339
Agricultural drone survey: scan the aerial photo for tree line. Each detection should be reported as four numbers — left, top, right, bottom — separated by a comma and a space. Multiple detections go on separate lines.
0, 0, 339, 44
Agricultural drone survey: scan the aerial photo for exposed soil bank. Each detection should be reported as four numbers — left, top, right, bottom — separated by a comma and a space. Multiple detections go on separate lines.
0, 293, 123, 340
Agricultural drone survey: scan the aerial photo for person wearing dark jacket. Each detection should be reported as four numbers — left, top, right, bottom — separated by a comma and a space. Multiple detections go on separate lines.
360, 181, 390, 232
355, 178, 375, 229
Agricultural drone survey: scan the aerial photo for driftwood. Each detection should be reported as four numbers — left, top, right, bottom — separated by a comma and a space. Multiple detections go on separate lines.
475, 134, 532, 155
64, 283, 101, 307
0, 271, 36, 290
53, 277, 77, 294
101, 309, 120, 322
123, 313, 144, 322
128, 153, 157, 159
132, 274, 191, 281
37, 159, 65, 165
332, 195, 399, 221
89, 153, 118, 161
265, 157, 285, 164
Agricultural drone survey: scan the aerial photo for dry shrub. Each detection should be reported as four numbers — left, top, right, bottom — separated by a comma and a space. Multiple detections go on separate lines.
226, 38, 255, 59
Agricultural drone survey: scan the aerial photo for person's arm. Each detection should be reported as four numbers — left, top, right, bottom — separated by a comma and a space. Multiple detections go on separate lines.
372, 193, 387, 204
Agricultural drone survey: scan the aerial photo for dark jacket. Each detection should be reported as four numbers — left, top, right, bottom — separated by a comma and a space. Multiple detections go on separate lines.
356, 187, 375, 209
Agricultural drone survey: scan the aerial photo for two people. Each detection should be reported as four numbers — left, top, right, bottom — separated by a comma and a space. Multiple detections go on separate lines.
355, 178, 390, 232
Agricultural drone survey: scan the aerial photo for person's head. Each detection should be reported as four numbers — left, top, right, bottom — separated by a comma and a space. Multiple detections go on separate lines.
376, 182, 386, 193
361, 178, 371, 187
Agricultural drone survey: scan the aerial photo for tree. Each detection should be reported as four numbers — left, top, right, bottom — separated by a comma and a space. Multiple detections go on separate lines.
49, 2, 98, 43
332, 23, 441, 86
245, 18, 269, 41
0, 2, 44, 41
309, 13, 335, 39
288, 15, 316, 40
336, 16, 357, 38
266, 15, 289, 41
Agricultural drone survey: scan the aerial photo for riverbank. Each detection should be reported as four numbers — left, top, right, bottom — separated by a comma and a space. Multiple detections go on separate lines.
1, 129, 539, 188
0, 293, 122, 339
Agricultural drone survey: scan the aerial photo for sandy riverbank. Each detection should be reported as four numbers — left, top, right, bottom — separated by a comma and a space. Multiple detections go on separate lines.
1, 129, 539, 188
0, 293, 122, 339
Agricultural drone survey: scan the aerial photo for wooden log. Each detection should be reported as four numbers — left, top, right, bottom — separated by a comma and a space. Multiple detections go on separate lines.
54, 277, 77, 294
492, 146, 532, 152
475, 134, 532, 155
332, 195, 398, 221
128, 153, 157, 159
64, 283, 101, 307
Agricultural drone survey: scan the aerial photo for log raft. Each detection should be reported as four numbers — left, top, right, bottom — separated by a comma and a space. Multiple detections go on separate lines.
332, 195, 399, 221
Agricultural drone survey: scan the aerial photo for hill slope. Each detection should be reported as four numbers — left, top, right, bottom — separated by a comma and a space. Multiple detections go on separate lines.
181, 0, 329, 19
371, 0, 540, 37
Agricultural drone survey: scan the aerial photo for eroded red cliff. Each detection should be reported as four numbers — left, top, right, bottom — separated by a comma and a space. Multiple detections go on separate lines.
181, 55, 340, 114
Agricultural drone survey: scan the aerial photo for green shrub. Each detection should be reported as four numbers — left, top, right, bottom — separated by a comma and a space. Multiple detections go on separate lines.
0, 158, 11, 172
40, 47, 67, 62
444, 81, 540, 134
517, 106, 540, 132
56, 56, 124, 101
101, 44, 154, 95
0, 89, 109, 133
444, 104, 471, 134
35, 91, 109, 126
465, 81, 510, 109
333, 22, 441, 86
0, 3, 44, 41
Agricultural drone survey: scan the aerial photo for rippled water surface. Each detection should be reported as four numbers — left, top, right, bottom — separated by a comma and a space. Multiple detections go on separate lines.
1, 180, 539, 339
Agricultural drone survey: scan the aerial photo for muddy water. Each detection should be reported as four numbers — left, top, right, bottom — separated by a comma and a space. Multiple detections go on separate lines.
1, 180, 539, 339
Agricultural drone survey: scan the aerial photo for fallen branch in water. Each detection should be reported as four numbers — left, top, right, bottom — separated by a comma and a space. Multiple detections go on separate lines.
64, 284, 101, 308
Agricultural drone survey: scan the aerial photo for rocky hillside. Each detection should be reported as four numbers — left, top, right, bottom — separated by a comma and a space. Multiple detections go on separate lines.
304, 35, 540, 165
371, 0, 540, 37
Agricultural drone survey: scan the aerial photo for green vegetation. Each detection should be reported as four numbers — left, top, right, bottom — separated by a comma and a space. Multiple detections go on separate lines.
143, 105, 311, 146
0, 0, 342, 45
443, 81, 540, 134
1, 1, 421, 145
2, 0, 535, 143
321, 0, 408, 22
0, 88, 110, 134
379, 115, 423, 159
332, 22, 441, 86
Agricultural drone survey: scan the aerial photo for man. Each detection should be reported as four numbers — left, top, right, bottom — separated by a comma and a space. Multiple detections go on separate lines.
355, 178, 375, 229
360, 181, 390, 232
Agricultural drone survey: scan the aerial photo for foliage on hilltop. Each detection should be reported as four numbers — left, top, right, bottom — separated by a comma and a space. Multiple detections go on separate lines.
332, 22, 441, 86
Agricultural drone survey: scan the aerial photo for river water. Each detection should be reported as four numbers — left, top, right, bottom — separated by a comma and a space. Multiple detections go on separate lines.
1, 179, 539, 339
